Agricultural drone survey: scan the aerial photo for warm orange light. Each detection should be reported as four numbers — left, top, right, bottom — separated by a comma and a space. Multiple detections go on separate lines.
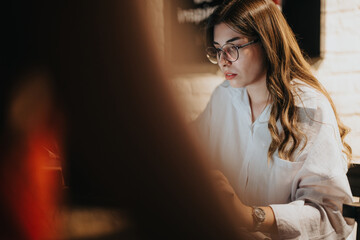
3, 130, 62, 239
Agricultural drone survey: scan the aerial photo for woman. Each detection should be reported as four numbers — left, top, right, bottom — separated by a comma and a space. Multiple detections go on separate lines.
197, 0, 354, 239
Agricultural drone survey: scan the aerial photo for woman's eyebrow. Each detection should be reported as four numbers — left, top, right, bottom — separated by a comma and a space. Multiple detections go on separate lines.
213, 37, 242, 45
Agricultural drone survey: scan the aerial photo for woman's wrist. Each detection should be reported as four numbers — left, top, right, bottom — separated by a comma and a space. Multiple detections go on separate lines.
251, 206, 266, 231
234, 201, 277, 233
255, 206, 277, 233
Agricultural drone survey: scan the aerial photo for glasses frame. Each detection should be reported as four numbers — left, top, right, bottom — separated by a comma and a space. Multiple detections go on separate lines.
206, 39, 259, 64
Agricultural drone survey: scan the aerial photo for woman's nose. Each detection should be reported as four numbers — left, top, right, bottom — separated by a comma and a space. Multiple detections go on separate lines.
219, 52, 231, 66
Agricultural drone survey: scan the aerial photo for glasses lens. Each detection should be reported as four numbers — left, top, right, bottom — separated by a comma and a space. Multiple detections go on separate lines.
223, 44, 238, 62
206, 47, 218, 64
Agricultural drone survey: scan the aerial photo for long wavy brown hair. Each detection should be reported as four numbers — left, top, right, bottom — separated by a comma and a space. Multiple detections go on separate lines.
206, 0, 352, 162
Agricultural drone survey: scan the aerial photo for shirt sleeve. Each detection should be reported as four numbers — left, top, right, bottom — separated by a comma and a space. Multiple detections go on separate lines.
270, 95, 355, 239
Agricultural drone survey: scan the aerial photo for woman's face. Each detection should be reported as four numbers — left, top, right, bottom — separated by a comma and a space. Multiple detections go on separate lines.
213, 23, 267, 89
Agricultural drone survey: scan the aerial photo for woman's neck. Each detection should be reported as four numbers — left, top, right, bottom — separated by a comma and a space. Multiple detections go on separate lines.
246, 79, 270, 122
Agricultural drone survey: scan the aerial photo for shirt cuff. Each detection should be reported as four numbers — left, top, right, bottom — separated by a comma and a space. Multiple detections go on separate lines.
270, 202, 303, 239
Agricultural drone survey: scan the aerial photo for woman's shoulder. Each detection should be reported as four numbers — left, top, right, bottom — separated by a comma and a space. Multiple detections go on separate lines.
219, 79, 230, 88
292, 81, 335, 125
292, 82, 323, 105
292, 81, 329, 108
211, 80, 245, 100
209, 80, 228, 96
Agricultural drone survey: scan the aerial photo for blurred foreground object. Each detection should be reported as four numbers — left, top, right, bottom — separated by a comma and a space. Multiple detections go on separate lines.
55, 1, 246, 239
0, 72, 63, 238
1, 0, 64, 237
2, 0, 248, 239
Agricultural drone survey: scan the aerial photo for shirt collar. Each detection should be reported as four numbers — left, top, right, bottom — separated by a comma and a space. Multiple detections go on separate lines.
224, 80, 276, 124
257, 104, 272, 123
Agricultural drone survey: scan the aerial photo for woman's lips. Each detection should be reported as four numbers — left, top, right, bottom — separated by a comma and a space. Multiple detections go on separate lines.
225, 73, 237, 80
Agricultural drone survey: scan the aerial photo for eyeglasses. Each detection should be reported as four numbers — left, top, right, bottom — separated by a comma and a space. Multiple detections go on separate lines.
206, 39, 259, 64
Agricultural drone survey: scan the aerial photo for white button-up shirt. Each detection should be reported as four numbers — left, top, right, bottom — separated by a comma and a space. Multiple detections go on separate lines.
196, 80, 354, 239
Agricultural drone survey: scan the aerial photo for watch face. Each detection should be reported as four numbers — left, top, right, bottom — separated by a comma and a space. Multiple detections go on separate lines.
254, 207, 265, 222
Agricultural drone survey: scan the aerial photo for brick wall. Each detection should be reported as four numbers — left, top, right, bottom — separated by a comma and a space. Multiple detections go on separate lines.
313, 0, 360, 162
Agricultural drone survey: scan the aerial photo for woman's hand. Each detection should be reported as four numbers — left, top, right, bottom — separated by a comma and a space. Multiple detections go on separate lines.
211, 170, 277, 233
211, 170, 253, 229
